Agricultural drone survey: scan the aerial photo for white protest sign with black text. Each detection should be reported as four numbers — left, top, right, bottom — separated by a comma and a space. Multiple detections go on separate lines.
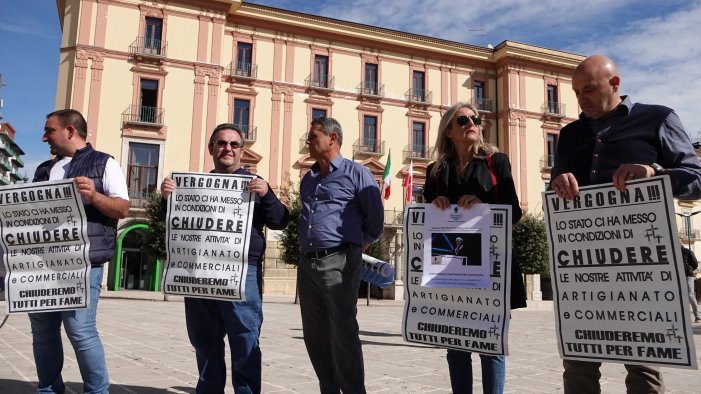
403, 204, 512, 355
0, 180, 90, 313
543, 177, 697, 369
162, 172, 254, 301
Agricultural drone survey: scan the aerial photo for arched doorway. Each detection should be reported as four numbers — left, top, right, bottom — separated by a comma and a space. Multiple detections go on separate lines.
111, 223, 162, 291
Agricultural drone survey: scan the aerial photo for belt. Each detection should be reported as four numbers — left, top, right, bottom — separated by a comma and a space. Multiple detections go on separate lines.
302, 243, 357, 260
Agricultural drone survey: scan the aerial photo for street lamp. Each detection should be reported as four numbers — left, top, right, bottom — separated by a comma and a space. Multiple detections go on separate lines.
675, 211, 701, 249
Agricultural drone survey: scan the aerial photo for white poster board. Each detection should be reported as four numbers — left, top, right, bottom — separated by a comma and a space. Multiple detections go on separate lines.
403, 204, 513, 355
543, 177, 697, 369
0, 180, 90, 313
162, 172, 254, 301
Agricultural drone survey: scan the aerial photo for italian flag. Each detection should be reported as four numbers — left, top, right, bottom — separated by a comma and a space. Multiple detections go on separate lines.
382, 150, 391, 200
404, 159, 413, 202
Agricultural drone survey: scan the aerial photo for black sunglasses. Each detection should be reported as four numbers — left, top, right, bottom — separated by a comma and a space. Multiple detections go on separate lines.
456, 115, 482, 126
214, 140, 242, 149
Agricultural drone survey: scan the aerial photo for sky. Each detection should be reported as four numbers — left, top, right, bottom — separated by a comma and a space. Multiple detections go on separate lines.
1, 0, 700, 179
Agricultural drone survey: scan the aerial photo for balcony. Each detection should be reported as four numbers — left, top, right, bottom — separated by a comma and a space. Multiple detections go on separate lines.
405, 89, 432, 105
0, 158, 11, 171
0, 176, 9, 185
305, 74, 335, 91
543, 101, 566, 117
299, 133, 309, 151
679, 228, 701, 241
356, 82, 385, 98
471, 97, 493, 112
0, 144, 12, 156
384, 209, 403, 227
540, 155, 555, 170
129, 37, 167, 59
9, 172, 23, 181
236, 125, 257, 143
122, 105, 164, 127
128, 191, 151, 210
353, 139, 385, 156
11, 156, 24, 167
227, 62, 258, 80
403, 144, 433, 161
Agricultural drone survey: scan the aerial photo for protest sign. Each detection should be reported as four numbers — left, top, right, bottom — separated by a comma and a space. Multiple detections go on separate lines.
543, 177, 697, 369
162, 172, 254, 301
0, 180, 90, 313
403, 204, 512, 355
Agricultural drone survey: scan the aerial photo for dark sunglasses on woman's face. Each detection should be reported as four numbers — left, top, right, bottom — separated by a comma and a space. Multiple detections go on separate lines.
456, 114, 482, 126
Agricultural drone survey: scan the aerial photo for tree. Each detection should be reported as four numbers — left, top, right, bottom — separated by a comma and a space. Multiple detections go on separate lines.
143, 191, 167, 261
278, 183, 302, 267
513, 213, 549, 275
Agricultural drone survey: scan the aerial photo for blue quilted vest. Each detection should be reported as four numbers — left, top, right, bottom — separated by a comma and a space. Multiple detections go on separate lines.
34, 144, 118, 264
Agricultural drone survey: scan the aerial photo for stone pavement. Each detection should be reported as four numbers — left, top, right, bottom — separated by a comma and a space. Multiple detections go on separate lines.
0, 295, 699, 393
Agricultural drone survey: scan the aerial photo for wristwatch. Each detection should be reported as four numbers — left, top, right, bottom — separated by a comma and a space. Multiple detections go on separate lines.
650, 163, 666, 176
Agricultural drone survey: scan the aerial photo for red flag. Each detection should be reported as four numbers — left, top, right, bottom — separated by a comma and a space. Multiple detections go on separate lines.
404, 160, 413, 202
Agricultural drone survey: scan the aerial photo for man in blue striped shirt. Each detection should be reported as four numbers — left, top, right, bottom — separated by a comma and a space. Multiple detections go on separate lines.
298, 117, 384, 394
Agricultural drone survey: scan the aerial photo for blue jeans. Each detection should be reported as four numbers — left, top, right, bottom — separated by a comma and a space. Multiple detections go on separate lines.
447, 349, 505, 394
185, 264, 263, 394
29, 265, 108, 394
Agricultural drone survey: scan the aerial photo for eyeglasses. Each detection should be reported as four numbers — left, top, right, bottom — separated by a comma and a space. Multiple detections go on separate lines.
456, 115, 482, 126
214, 140, 242, 149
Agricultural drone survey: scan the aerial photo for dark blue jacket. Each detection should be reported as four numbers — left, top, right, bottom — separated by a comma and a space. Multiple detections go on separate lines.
34, 144, 118, 264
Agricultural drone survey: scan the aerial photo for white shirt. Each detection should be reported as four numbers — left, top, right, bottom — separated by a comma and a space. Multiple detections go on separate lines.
49, 156, 130, 200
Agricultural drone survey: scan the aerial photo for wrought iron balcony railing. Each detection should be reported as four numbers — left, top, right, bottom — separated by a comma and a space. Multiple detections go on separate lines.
299, 132, 308, 151
305, 74, 335, 90
403, 145, 433, 161
679, 228, 701, 241
235, 124, 257, 142
129, 37, 167, 58
384, 209, 403, 226
471, 97, 493, 112
540, 155, 555, 169
405, 88, 432, 104
353, 139, 385, 156
356, 82, 385, 98
227, 62, 258, 80
128, 191, 151, 210
122, 105, 164, 127
543, 101, 566, 117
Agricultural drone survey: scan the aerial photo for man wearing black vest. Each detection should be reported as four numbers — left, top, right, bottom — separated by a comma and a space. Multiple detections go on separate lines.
550, 55, 701, 394
32, 109, 129, 394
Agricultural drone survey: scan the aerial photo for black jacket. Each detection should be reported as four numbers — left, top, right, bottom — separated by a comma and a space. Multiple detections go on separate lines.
682, 247, 699, 277
423, 149, 527, 309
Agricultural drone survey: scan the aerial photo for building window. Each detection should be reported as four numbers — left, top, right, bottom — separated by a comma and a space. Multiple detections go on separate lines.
474, 80, 485, 107
139, 79, 159, 123
312, 108, 327, 119
547, 84, 558, 114
144, 17, 163, 55
363, 115, 377, 150
412, 71, 425, 101
412, 122, 426, 157
233, 99, 251, 139
236, 42, 253, 77
364, 63, 378, 95
546, 133, 558, 167
314, 55, 329, 88
412, 186, 425, 203
127, 142, 159, 199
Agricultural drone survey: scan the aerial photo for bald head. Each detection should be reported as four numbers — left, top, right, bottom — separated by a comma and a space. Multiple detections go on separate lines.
572, 54, 622, 119
575, 55, 619, 80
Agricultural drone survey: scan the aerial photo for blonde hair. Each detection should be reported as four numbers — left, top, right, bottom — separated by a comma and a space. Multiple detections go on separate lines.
430, 102, 497, 180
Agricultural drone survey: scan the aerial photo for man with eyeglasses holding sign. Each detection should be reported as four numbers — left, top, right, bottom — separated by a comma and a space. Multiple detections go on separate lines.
160, 123, 289, 394
550, 55, 701, 394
